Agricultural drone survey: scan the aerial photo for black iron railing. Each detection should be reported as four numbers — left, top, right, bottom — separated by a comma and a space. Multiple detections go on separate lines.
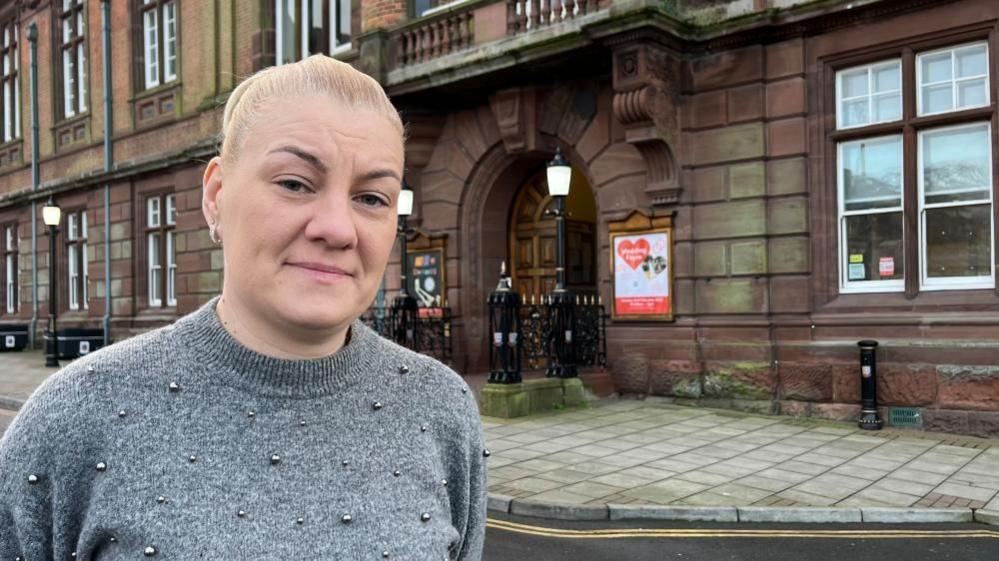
517, 294, 607, 372
361, 305, 453, 363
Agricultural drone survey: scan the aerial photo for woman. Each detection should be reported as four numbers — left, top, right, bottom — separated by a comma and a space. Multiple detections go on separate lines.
0, 55, 487, 560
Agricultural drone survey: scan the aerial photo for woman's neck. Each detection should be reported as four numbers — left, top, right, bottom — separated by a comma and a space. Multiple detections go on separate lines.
215, 291, 350, 360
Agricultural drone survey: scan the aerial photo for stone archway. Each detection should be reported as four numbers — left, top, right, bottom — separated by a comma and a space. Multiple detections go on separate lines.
457, 140, 604, 374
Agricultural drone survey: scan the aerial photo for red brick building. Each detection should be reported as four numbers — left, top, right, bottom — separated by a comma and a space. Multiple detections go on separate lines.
0, 0, 997, 436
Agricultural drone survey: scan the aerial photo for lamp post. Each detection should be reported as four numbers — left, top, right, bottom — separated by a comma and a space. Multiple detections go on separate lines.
42, 197, 62, 367
545, 148, 577, 378
393, 181, 419, 347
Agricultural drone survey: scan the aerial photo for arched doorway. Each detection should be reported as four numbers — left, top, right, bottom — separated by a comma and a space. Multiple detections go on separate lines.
509, 167, 598, 300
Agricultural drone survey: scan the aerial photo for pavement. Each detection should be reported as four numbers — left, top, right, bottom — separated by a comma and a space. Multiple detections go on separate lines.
3, 351, 999, 526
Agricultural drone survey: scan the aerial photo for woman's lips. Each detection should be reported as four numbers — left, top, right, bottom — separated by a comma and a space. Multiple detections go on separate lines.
286, 262, 353, 283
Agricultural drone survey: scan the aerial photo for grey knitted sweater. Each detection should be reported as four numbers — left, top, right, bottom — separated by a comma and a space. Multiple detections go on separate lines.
0, 297, 487, 560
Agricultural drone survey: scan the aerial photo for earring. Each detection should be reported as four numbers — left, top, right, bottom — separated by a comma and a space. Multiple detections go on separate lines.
209, 222, 222, 245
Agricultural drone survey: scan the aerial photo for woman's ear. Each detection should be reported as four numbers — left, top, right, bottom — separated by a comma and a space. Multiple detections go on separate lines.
202, 156, 223, 229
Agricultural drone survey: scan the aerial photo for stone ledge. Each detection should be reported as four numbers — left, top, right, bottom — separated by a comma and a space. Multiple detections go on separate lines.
509, 498, 609, 521
737, 507, 861, 523
609, 504, 738, 522
861, 507, 973, 523
973, 509, 999, 526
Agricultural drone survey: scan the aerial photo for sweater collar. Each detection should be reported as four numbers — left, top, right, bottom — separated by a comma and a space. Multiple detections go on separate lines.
177, 296, 381, 398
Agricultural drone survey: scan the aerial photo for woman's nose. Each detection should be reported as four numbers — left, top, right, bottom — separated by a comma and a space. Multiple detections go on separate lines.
302, 190, 359, 249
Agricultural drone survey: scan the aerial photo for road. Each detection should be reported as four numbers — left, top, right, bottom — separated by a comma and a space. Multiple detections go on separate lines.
483, 512, 999, 560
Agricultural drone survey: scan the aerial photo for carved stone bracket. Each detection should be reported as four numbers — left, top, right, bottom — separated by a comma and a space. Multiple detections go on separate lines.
612, 44, 682, 208
489, 87, 540, 155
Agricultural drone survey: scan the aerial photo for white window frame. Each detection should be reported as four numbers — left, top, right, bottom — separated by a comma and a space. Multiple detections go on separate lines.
67, 213, 79, 310
275, 0, 352, 65
917, 121, 995, 291
81, 210, 88, 308
916, 41, 990, 118
835, 58, 903, 130
60, 0, 87, 118
143, 7, 159, 89
2, 22, 19, 143
837, 134, 906, 294
165, 193, 176, 306
148, 231, 161, 307
164, 1, 177, 82
4, 225, 15, 314
147, 197, 161, 307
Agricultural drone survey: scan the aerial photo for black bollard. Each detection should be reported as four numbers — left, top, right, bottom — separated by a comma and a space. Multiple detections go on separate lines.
857, 340, 883, 430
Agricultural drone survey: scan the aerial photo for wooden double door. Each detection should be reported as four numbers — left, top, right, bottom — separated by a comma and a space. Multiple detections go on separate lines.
509, 169, 597, 300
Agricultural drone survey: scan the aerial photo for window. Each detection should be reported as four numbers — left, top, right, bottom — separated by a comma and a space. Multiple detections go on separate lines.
836, 60, 901, 129
834, 41, 995, 294
3, 223, 16, 314
1, 21, 19, 143
66, 210, 88, 311
275, 0, 352, 65
918, 123, 993, 289
146, 193, 176, 307
917, 42, 989, 117
139, 0, 178, 90
58, 0, 87, 119
837, 135, 905, 291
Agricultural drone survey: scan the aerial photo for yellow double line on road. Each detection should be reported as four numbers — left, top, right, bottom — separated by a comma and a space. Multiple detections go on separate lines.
487, 518, 999, 540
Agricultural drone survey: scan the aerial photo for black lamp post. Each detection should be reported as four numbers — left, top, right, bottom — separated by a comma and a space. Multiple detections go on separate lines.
392, 181, 419, 347
545, 148, 577, 379
42, 197, 61, 367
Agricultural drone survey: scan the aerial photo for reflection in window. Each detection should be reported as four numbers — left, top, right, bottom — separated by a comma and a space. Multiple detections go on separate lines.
275, 0, 352, 66
838, 135, 904, 291
919, 123, 993, 289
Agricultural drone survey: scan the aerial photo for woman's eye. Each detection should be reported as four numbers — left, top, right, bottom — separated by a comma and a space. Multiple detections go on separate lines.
356, 194, 389, 208
278, 179, 311, 193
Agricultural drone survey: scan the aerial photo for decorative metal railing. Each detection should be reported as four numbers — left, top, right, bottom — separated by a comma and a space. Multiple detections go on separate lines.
390, 0, 608, 69
361, 306, 453, 363
518, 294, 607, 371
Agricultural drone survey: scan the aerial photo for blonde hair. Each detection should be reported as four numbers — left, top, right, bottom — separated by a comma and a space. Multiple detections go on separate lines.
218, 54, 405, 162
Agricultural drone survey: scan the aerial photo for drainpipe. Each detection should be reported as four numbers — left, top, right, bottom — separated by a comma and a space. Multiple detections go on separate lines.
27, 23, 38, 348
100, 0, 113, 345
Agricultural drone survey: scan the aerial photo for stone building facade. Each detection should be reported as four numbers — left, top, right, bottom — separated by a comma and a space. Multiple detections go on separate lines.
0, 0, 997, 436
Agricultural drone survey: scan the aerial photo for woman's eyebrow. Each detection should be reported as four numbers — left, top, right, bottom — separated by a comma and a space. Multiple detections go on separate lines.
359, 168, 401, 182
266, 145, 329, 174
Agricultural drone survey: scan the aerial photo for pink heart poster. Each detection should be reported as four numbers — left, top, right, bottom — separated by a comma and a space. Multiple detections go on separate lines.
613, 231, 670, 317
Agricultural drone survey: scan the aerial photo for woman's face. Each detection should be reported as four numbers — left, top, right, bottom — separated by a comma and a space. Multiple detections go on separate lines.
203, 95, 404, 335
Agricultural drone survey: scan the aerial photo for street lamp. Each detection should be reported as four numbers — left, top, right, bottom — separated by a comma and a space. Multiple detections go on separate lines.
42, 196, 61, 367
392, 180, 419, 347
545, 148, 576, 378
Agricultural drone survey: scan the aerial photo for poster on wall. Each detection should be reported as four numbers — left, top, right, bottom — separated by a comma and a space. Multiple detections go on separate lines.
407, 248, 445, 317
608, 210, 675, 322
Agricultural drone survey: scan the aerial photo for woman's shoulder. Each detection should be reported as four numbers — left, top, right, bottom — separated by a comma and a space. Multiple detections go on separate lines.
364, 328, 479, 420
0, 324, 179, 460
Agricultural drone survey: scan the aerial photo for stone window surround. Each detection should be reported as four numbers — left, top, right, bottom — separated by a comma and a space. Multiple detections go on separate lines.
816, 23, 999, 310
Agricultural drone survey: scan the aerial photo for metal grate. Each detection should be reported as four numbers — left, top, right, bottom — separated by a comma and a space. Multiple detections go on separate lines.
889, 407, 922, 428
